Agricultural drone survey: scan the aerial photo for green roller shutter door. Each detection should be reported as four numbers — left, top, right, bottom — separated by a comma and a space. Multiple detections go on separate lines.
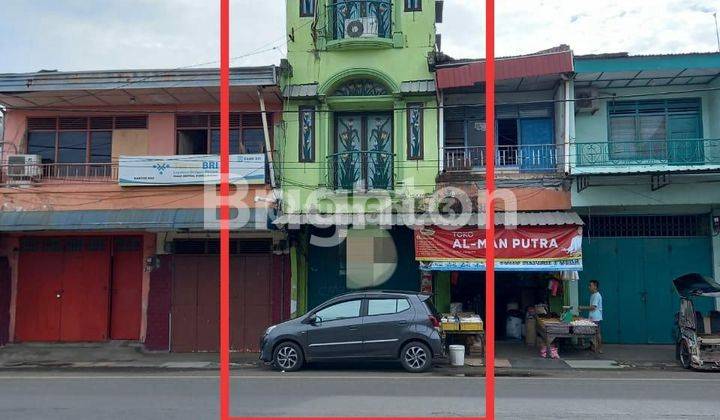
581, 236, 714, 344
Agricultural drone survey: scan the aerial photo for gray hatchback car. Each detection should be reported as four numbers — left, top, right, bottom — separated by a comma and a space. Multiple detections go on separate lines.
259, 291, 444, 373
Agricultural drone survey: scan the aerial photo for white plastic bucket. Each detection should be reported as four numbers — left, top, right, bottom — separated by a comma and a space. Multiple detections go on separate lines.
449, 345, 465, 366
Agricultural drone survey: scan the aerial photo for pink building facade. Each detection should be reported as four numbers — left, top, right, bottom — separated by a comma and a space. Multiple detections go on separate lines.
0, 68, 290, 352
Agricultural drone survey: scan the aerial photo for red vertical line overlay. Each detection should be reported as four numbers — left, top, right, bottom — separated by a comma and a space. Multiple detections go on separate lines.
219, 0, 231, 419
484, 0, 496, 419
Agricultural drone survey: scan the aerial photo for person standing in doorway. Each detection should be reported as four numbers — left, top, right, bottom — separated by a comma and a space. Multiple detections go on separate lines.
580, 280, 603, 353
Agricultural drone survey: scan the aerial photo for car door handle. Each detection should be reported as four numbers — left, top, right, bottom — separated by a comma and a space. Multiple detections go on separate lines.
349, 326, 359, 331
397, 321, 408, 326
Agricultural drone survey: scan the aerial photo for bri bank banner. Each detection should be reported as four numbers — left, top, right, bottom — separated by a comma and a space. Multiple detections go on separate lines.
118, 154, 266, 186
414, 225, 583, 272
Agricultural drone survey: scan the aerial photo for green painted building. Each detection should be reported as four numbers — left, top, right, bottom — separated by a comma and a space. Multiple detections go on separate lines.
278, 0, 443, 314
570, 52, 720, 344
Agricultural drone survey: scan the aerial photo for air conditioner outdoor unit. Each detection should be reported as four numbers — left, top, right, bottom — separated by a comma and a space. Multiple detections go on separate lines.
344, 17, 379, 38
575, 88, 599, 114
7, 154, 41, 178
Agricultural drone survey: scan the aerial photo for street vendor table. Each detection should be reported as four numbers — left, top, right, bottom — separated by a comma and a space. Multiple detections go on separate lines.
442, 330, 486, 357
536, 318, 598, 358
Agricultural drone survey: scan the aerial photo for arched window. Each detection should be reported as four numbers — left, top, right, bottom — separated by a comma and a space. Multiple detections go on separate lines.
333, 79, 389, 96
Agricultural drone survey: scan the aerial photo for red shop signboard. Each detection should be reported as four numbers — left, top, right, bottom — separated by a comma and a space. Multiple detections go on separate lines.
414, 225, 583, 272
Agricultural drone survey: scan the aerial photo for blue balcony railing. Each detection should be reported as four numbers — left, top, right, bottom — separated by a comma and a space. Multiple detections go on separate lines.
575, 138, 720, 169
443, 144, 563, 172
327, 150, 394, 190
329, 0, 392, 40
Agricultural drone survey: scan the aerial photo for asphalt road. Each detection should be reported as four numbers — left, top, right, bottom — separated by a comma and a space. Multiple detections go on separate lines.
1, 369, 720, 419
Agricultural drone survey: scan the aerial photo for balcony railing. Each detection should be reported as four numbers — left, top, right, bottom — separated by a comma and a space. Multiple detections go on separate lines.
327, 150, 394, 190
1, 162, 119, 184
329, 0, 392, 40
443, 144, 563, 172
575, 138, 720, 170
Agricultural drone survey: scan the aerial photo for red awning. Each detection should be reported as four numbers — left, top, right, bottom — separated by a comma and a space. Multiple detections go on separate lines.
436, 49, 574, 89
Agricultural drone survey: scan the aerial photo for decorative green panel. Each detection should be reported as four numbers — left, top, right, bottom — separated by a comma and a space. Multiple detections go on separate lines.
333, 78, 389, 96
407, 104, 422, 159
366, 113, 393, 189
299, 106, 315, 162
336, 114, 362, 189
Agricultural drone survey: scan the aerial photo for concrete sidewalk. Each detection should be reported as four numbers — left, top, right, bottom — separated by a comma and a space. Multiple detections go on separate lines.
0, 341, 682, 373
0, 341, 260, 369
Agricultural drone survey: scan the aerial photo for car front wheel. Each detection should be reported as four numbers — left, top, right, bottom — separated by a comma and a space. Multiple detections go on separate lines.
272, 341, 304, 372
400, 341, 432, 373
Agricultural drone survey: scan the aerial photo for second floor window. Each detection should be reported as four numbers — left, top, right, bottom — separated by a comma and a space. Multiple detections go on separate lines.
405, 0, 422, 11
608, 99, 702, 161
26, 116, 147, 165
176, 113, 269, 155
300, 0, 315, 17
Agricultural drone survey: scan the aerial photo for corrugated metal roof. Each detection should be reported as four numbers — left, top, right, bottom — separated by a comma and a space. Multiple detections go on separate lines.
413, 211, 584, 227
400, 80, 436, 94
0, 208, 270, 231
436, 48, 574, 89
0, 66, 278, 93
274, 211, 583, 227
283, 83, 319, 98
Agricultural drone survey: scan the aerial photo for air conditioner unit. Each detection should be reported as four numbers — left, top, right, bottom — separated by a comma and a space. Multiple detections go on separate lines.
7, 154, 41, 178
575, 88, 599, 114
344, 17, 378, 38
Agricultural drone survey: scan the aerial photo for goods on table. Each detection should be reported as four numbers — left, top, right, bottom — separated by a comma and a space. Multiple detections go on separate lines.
570, 318, 598, 335
449, 302, 463, 314
459, 314, 484, 331
441, 313, 484, 331
537, 317, 570, 334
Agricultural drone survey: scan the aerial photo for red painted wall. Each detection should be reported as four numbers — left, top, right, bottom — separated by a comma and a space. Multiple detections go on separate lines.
144, 255, 173, 351
0, 258, 10, 346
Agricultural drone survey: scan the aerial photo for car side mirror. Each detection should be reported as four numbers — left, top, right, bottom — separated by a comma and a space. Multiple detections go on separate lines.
305, 314, 321, 325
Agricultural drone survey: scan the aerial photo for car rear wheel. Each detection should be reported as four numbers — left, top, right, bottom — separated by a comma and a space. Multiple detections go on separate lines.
273, 341, 304, 372
400, 341, 432, 373
679, 340, 691, 370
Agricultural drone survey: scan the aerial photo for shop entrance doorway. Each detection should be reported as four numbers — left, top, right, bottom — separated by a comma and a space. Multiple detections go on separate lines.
444, 271, 562, 339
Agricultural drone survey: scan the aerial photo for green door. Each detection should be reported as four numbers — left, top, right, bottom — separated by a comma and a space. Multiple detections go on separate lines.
335, 113, 392, 190
365, 113, 393, 190
581, 236, 714, 344
335, 114, 363, 189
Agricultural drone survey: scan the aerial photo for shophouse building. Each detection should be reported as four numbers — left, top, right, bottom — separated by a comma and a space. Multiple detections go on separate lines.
0, 67, 289, 352
571, 52, 720, 344
277, 0, 443, 313
422, 46, 585, 336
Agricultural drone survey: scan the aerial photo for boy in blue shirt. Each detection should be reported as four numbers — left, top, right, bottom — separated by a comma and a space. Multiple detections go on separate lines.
580, 280, 603, 353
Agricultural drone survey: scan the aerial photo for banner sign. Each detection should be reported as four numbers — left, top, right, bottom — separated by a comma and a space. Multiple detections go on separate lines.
415, 225, 583, 272
118, 154, 265, 186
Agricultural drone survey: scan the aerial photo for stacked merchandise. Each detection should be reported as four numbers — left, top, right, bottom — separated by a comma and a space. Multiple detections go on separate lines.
537, 318, 570, 334
459, 314, 484, 331
570, 319, 597, 335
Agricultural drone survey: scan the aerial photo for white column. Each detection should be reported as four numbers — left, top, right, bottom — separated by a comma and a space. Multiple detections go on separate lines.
712, 209, 720, 310
438, 91, 445, 172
